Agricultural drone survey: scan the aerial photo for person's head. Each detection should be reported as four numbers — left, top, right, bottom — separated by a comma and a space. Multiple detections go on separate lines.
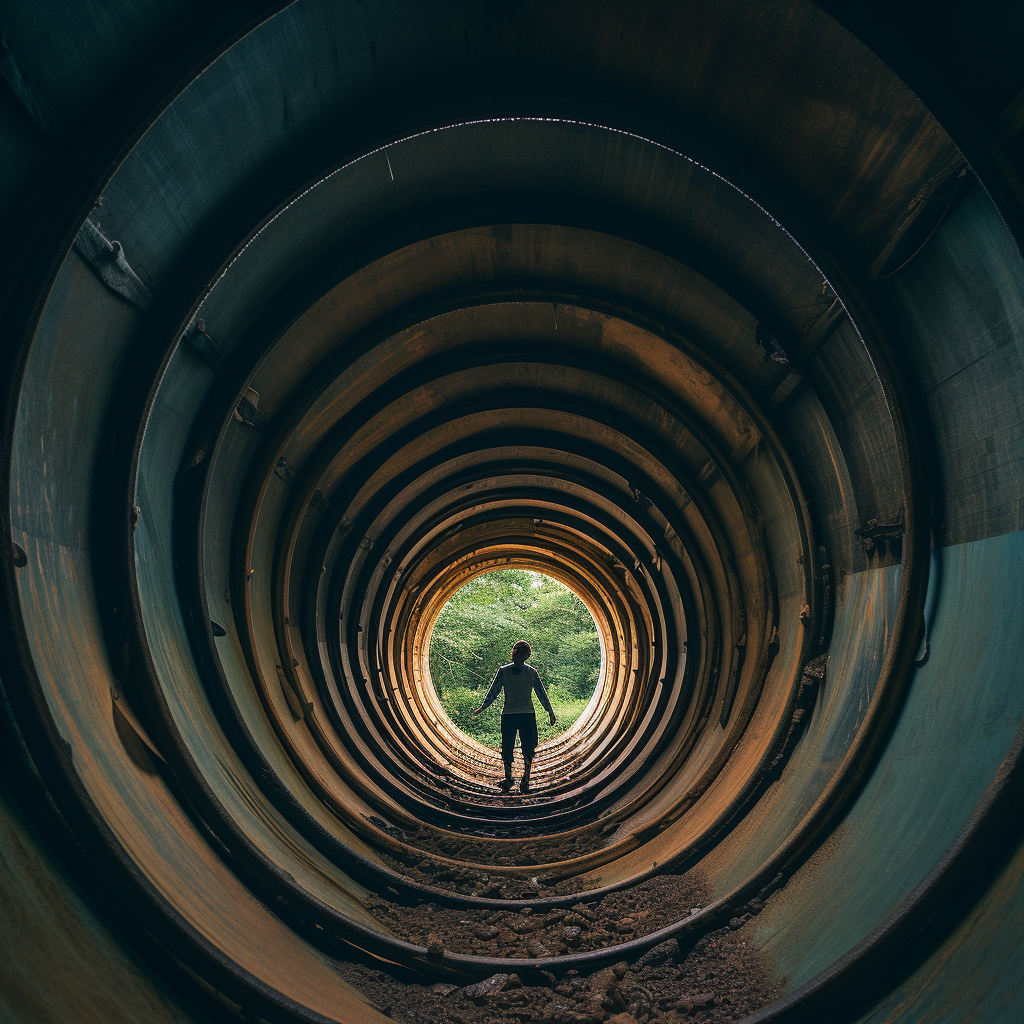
511, 640, 532, 664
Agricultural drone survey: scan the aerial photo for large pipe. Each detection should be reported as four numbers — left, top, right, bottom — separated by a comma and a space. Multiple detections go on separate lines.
2, 3, 1023, 1022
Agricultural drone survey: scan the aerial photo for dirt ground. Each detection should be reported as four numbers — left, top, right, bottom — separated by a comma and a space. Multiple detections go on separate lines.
342, 869, 780, 1023
372, 815, 619, 886
380, 854, 592, 899
364, 873, 711, 957
339, 925, 778, 1023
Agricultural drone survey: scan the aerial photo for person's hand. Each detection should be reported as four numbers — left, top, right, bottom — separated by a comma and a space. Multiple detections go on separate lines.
473, 706, 485, 716
548, 710, 557, 726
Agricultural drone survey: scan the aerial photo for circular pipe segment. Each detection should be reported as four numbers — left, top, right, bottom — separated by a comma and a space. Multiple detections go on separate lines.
2, 3, 1024, 1023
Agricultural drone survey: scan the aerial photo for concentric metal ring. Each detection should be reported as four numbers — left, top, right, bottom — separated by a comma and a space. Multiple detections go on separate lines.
9, 7, 1022, 1020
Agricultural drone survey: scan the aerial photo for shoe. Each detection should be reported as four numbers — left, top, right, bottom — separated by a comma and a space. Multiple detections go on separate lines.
520, 778, 530, 793
498, 779, 513, 792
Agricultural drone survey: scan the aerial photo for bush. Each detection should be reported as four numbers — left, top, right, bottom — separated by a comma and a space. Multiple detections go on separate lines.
428, 570, 601, 748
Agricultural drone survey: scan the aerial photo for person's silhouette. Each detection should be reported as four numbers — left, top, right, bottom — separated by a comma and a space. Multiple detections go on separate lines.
473, 640, 556, 792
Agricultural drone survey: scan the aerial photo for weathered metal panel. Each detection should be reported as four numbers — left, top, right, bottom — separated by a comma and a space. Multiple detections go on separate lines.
752, 530, 1024, 992
0, 783, 218, 1024
689, 562, 901, 902
882, 186, 1024, 547
2, 0, 1023, 1019
852, 827, 1024, 1024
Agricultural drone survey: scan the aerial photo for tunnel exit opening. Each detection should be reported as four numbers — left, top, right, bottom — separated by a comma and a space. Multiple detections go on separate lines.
426, 568, 604, 754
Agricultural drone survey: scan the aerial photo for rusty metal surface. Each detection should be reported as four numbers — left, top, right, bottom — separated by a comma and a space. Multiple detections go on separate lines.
2, 1, 1024, 1022
0, 781, 222, 1024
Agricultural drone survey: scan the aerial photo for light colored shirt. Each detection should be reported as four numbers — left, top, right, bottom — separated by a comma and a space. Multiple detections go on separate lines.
479, 662, 553, 717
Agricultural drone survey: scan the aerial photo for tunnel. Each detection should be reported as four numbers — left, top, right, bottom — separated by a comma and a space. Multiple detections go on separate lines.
2, 2, 1024, 1022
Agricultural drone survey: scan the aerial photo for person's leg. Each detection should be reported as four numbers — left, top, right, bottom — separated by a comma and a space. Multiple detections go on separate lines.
499, 716, 516, 790
520, 715, 538, 791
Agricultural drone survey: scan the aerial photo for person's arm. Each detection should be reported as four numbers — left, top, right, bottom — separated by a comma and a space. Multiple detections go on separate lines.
473, 668, 503, 715
532, 668, 556, 725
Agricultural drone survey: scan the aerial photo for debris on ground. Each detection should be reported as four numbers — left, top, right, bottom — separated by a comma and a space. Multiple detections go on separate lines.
365, 873, 710, 957
338, 923, 778, 1023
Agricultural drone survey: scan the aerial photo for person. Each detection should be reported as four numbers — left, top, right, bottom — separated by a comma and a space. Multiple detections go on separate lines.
473, 640, 556, 792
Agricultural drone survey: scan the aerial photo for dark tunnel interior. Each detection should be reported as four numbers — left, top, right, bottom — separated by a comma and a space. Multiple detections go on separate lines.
2, 3, 1024, 1023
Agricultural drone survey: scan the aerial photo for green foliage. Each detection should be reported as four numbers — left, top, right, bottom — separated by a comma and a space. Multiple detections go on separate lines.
428, 570, 601, 748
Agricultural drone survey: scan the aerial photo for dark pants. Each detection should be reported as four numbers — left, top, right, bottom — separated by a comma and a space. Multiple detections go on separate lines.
501, 713, 538, 762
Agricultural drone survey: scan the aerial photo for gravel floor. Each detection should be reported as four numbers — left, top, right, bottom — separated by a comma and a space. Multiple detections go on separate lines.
341, 868, 780, 1023
365, 873, 711, 957
339, 925, 779, 1023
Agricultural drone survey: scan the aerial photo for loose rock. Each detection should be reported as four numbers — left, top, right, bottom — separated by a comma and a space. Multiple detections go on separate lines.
340, 874, 778, 1023
589, 967, 619, 995
511, 916, 542, 934
460, 973, 509, 1001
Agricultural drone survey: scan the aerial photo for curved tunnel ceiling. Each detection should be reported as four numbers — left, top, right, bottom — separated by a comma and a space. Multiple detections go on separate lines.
2, 3, 1024, 1023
